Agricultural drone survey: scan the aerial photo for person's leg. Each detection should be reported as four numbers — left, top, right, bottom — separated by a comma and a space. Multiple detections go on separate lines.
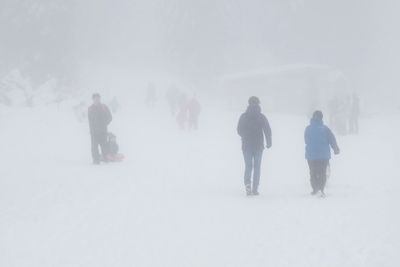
189, 116, 196, 130
314, 161, 322, 191
349, 116, 356, 134
91, 134, 100, 163
252, 149, 264, 194
194, 115, 199, 130
348, 117, 353, 134
98, 132, 108, 162
319, 160, 329, 192
355, 117, 359, 134
243, 149, 253, 194
308, 160, 318, 193
188, 118, 193, 130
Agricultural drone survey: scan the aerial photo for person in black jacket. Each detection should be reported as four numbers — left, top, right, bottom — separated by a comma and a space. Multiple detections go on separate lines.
237, 96, 272, 196
88, 93, 112, 164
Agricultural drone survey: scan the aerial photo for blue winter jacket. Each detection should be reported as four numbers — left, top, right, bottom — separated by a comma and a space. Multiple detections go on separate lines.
305, 118, 339, 160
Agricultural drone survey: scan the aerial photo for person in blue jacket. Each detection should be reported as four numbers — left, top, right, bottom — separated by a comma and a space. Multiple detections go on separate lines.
237, 96, 272, 196
305, 110, 340, 197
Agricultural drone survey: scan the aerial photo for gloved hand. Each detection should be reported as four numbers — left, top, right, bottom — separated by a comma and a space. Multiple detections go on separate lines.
266, 143, 272, 149
334, 148, 340, 155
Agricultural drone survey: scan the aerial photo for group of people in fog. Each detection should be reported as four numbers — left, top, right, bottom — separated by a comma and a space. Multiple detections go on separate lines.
87, 91, 341, 198
166, 86, 201, 130
87, 82, 202, 163
146, 84, 202, 130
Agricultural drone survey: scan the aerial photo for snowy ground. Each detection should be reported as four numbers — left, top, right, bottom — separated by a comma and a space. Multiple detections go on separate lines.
0, 102, 399, 267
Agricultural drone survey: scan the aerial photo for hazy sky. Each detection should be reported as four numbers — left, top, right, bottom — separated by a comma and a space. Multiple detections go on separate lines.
1, 0, 399, 93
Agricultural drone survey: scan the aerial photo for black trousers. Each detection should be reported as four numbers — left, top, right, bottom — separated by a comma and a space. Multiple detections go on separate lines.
91, 132, 108, 162
243, 148, 264, 191
307, 160, 329, 192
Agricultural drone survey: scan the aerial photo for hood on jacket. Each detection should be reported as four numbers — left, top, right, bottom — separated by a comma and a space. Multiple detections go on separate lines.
310, 117, 323, 126
246, 104, 261, 114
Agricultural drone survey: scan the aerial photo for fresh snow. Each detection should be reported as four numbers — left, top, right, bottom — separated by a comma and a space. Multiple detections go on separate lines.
0, 103, 399, 267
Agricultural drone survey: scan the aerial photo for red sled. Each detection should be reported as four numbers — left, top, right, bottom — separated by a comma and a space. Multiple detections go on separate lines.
106, 153, 125, 162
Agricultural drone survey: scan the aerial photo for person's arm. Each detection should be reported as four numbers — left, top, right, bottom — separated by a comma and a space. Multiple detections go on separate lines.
304, 126, 310, 146
263, 116, 272, 148
327, 128, 340, 154
88, 107, 93, 131
237, 114, 244, 137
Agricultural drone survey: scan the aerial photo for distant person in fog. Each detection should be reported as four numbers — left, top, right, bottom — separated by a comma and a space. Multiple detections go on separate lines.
335, 98, 348, 135
88, 93, 112, 165
176, 93, 189, 130
305, 111, 340, 197
237, 96, 272, 196
328, 96, 340, 129
187, 94, 201, 130
349, 93, 360, 134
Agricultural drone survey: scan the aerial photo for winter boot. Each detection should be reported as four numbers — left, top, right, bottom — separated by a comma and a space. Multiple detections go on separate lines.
245, 184, 252, 196
252, 188, 259, 196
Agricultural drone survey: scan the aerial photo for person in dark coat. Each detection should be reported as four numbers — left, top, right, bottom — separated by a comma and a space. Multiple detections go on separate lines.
176, 93, 189, 130
88, 93, 112, 164
305, 111, 340, 197
237, 96, 272, 196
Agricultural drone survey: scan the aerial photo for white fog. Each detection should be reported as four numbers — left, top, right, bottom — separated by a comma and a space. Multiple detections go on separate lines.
0, 1, 399, 266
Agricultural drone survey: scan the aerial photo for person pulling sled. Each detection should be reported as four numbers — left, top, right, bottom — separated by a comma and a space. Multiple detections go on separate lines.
88, 93, 112, 165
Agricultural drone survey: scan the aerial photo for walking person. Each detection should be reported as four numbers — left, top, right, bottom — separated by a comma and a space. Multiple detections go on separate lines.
305, 111, 340, 197
88, 93, 112, 165
237, 96, 272, 196
187, 94, 201, 130
176, 93, 189, 130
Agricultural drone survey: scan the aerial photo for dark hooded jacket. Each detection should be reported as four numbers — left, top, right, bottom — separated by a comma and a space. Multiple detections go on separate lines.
88, 104, 112, 134
237, 104, 272, 151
